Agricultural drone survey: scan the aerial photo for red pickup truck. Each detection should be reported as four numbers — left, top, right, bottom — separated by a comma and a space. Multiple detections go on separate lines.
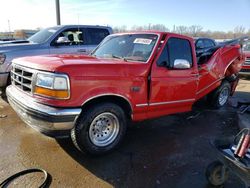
6, 31, 244, 154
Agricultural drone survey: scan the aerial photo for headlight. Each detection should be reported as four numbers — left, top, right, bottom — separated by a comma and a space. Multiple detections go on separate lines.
34, 72, 70, 99
0, 53, 6, 64
36, 74, 54, 88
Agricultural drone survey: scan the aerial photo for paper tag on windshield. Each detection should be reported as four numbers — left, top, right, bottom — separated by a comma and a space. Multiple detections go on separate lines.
134, 38, 152, 45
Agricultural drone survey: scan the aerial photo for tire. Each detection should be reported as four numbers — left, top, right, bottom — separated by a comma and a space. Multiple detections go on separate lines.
71, 102, 127, 155
206, 161, 229, 186
207, 81, 231, 108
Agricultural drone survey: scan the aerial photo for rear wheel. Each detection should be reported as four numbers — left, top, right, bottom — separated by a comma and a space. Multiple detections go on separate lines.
71, 102, 127, 155
206, 161, 229, 186
207, 81, 231, 108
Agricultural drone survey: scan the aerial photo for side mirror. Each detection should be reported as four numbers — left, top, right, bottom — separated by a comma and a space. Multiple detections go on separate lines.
55, 37, 70, 44
173, 59, 191, 69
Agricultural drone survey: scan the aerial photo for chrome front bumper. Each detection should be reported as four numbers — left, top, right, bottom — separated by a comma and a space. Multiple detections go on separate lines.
6, 85, 82, 137
239, 71, 250, 75
239, 67, 250, 75
0, 72, 9, 87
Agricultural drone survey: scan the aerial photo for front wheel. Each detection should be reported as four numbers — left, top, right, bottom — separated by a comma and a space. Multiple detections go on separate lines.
207, 81, 231, 108
71, 102, 127, 155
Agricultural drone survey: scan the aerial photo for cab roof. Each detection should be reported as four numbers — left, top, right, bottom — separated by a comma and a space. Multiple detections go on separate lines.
111, 31, 194, 41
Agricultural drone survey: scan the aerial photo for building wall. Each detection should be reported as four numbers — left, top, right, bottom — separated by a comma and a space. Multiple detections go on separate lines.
0, 29, 38, 40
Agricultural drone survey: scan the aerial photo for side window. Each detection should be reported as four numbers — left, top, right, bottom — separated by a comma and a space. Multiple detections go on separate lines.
52, 28, 84, 46
157, 44, 169, 67
157, 37, 193, 68
196, 40, 204, 49
85, 28, 110, 45
167, 37, 193, 68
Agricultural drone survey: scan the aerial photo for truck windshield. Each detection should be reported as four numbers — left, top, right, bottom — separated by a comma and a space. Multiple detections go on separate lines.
92, 34, 158, 62
28, 27, 61, 44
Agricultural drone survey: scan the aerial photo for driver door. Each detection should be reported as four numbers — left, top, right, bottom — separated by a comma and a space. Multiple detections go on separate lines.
49, 28, 87, 55
148, 36, 199, 119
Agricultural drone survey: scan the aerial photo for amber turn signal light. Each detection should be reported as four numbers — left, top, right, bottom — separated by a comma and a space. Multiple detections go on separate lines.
34, 86, 69, 99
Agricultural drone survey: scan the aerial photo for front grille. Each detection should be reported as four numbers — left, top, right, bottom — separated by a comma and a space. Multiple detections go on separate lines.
240, 69, 250, 73
11, 64, 34, 93
245, 57, 250, 65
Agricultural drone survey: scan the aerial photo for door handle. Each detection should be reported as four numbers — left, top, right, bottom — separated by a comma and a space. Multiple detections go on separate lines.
78, 49, 87, 53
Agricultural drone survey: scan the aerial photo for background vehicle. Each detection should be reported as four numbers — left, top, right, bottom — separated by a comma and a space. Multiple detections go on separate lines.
194, 37, 217, 57
240, 40, 250, 76
7, 31, 244, 155
0, 25, 113, 89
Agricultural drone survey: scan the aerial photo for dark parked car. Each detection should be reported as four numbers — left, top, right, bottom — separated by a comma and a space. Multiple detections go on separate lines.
194, 37, 217, 57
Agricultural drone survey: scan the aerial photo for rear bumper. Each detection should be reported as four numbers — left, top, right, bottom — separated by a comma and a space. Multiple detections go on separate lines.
0, 72, 9, 87
6, 85, 82, 137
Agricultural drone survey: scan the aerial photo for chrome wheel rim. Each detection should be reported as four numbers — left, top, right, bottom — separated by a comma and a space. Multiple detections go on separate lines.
218, 87, 229, 106
89, 112, 120, 147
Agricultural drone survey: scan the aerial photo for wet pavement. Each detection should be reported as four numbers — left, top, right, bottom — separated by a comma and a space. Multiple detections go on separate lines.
0, 78, 249, 188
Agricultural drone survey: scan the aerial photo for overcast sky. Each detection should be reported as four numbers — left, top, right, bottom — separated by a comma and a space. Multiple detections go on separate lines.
0, 0, 249, 32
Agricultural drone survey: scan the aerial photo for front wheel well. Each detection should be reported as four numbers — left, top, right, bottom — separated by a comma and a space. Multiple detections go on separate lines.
225, 73, 239, 83
81, 95, 132, 119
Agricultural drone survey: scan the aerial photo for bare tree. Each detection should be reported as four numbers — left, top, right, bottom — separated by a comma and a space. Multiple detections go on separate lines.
113, 25, 127, 33
131, 25, 144, 31
234, 26, 245, 34
247, 29, 250, 37
150, 24, 169, 32
189, 25, 203, 37
234, 26, 246, 38
88, 24, 250, 39
174, 25, 188, 35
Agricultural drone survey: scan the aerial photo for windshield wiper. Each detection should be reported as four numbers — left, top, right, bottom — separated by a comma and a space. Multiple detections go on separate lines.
112, 54, 127, 62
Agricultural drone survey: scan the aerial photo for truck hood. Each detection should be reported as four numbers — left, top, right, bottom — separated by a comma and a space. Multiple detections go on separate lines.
13, 54, 150, 77
0, 42, 40, 53
0, 40, 29, 45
